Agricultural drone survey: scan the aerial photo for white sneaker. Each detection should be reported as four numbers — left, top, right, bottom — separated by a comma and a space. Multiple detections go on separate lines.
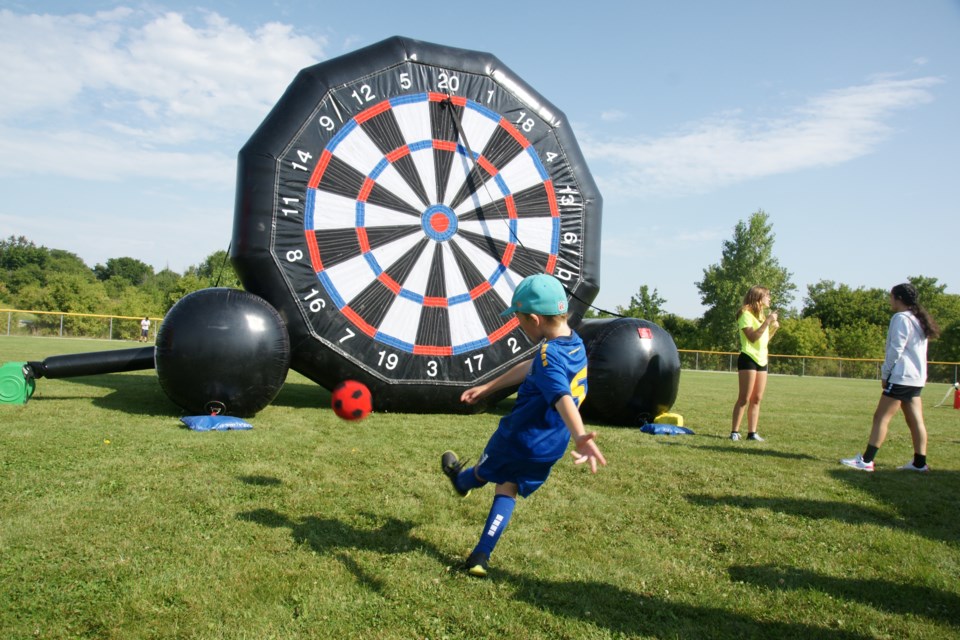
840, 454, 874, 472
897, 461, 930, 472
729, 432, 741, 441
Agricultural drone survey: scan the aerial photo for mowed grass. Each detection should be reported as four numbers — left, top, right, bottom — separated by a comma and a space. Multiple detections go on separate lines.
1, 335, 959, 640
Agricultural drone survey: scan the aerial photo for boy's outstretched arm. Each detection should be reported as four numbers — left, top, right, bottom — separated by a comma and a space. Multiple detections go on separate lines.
460, 358, 533, 405
555, 395, 607, 473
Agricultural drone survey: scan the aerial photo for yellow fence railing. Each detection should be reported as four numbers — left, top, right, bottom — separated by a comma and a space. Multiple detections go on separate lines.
678, 349, 960, 384
1, 308, 161, 342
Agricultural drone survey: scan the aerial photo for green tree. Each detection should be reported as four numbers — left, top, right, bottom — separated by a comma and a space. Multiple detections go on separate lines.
187, 250, 242, 289
0, 235, 47, 271
94, 257, 154, 286
166, 273, 208, 307
802, 280, 888, 330
616, 285, 666, 322
45, 249, 89, 275
660, 314, 701, 349
1, 238, 92, 301
934, 321, 960, 363
1, 236, 47, 295
16, 272, 111, 335
696, 210, 796, 350
774, 315, 828, 356
146, 268, 186, 313
906, 275, 947, 302
826, 320, 885, 359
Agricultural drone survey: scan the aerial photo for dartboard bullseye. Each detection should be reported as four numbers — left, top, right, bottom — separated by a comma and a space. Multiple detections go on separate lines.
232, 36, 601, 413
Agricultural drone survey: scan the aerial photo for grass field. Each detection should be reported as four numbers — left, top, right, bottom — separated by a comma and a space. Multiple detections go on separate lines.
1, 335, 959, 640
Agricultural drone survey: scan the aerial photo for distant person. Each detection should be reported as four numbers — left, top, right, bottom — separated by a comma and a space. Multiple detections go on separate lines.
730, 285, 779, 441
140, 316, 151, 342
441, 274, 606, 578
841, 283, 940, 472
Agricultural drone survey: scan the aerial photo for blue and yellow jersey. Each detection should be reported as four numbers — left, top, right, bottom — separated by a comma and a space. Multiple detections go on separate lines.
491, 331, 588, 463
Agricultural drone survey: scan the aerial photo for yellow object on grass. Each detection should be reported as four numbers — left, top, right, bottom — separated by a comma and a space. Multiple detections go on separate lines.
653, 412, 684, 426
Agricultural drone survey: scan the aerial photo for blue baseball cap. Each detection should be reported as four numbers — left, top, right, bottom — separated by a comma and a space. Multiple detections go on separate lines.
500, 274, 569, 317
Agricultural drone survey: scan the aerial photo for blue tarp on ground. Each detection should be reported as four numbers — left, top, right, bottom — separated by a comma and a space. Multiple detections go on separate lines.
640, 423, 695, 436
181, 415, 253, 431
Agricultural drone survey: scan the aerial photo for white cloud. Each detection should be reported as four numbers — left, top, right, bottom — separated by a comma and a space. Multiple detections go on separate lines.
0, 124, 236, 182
0, 8, 326, 181
602, 225, 725, 259
583, 76, 942, 197
600, 109, 627, 122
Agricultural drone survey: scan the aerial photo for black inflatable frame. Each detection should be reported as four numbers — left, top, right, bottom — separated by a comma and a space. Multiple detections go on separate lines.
232, 36, 602, 413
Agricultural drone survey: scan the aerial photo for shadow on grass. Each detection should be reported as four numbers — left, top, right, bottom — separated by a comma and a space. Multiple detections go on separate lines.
270, 381, 329, 410
686, 468, 960, 544
37, 368, 517, 419
272, 380, 517, 417
39, 375, 329, 416
728, 564, 960, 628
690, 444, 818, 461
238, 475, 282, 487
37, 373, 178, 416
238, 508, 870, 639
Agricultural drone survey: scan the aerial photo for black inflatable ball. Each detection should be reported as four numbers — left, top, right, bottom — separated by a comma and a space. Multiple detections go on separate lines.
577, 318, 681, 426
155, 288, 290, 417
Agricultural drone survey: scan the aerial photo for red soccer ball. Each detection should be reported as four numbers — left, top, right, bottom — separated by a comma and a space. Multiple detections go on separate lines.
331, 380, 372, 421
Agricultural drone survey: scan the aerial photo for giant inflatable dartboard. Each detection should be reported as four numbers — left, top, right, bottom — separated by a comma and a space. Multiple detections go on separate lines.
232, 36, 602, 412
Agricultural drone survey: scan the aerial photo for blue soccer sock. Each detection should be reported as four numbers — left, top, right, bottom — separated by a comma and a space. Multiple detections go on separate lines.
456, 466, 487, 493
472, 494, 516, 558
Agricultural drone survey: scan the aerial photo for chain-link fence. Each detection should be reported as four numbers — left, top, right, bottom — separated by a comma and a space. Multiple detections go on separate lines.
678, 349, 959, 384
1, 309, 159, 342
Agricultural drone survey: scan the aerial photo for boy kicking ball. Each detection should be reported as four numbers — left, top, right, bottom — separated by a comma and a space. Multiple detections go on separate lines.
441, 274, 606, 577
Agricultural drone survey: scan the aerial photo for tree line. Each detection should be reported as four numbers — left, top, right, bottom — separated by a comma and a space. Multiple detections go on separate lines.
587, 211, 960, 365
0, 235, 241, 337
2, 215, 958, 365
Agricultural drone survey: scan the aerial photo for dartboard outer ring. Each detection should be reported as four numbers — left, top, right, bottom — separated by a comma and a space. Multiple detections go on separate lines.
232, 36, 601, 413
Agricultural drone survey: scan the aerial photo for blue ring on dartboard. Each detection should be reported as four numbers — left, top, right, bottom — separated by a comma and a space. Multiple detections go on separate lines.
302, 92, 561, 356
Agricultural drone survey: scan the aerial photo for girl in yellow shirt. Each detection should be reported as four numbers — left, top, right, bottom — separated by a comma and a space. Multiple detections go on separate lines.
731, 286, 779, 441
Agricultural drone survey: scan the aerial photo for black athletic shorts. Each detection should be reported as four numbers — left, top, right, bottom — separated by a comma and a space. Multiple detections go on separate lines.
882, 381, 922, 400
737, 352, 767, 372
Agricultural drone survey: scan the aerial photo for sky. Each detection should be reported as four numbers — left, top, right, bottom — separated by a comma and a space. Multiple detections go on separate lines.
1, 1, 957, 318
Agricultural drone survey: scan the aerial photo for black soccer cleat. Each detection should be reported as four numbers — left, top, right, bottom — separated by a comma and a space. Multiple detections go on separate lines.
464, 551, 489, 578
441, 450, 471, 497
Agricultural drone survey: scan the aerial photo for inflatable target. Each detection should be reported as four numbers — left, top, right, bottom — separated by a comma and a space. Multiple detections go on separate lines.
232, 36, 602, 413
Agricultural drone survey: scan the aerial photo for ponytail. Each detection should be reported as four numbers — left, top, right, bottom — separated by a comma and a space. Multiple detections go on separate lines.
911, 304, 940, 339
891, 283, 940, 339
